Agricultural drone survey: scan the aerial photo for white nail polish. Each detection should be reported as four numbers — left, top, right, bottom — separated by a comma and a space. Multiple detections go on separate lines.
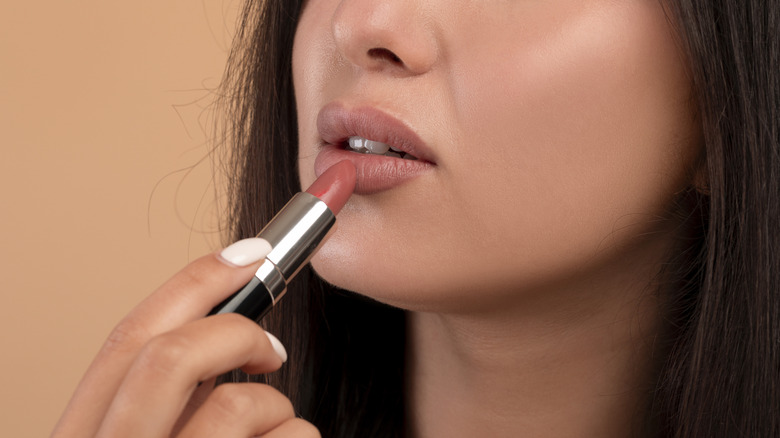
218, 238, 272, 267
264, 331, 288, 363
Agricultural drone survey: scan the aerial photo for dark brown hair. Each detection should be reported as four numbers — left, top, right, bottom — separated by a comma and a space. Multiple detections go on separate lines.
216, 0, 779, 436
651, 1, 780, 436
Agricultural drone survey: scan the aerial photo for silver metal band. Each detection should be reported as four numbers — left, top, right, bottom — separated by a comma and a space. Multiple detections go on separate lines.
254, 191, 336, 299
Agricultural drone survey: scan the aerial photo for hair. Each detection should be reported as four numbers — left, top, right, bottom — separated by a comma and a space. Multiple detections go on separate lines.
215, 0, 779, 436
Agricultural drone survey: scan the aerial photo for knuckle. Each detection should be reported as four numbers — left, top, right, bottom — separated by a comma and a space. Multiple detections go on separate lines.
207, 384, 259, 419
248, 384, 294, 416
280, 393, 296, 418
134, 333, 193, 376
102, 318, 151, 355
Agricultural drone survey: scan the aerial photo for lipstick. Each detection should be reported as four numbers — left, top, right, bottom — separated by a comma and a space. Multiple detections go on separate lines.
209, 160, 356, 321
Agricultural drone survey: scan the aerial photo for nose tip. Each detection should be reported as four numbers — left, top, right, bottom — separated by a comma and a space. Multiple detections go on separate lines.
331, 0, 438, 76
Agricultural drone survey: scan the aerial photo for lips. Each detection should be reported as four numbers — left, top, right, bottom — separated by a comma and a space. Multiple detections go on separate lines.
315, 103, 436, 194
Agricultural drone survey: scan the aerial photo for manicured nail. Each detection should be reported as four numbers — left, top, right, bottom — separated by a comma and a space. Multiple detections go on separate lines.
264, 331, 288, 363
218, 238, 272, 267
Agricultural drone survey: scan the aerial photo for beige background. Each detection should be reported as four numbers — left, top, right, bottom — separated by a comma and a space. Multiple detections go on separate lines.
1, 1, 239, 435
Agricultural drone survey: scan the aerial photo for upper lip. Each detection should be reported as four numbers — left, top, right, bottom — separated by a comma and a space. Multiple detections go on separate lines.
317, 102, 437, 164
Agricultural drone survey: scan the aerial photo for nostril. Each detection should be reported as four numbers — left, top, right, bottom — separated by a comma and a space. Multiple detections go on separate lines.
367, 47, 402, 64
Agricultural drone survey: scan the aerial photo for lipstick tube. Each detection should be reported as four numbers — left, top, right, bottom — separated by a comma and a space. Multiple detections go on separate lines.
209, 192, 335, 321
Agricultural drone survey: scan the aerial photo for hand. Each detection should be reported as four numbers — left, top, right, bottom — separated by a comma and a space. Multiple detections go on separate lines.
51, 238, 320, 437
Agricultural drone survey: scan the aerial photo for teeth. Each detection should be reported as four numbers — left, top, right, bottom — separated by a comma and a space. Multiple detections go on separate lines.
348, 137, 365, 150
348, 136, 388, 153
364, 139, 390, 154
347, 136, 418, 160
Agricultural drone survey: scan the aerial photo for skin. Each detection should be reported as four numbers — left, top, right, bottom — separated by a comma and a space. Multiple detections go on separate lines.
295, 0, 700, 436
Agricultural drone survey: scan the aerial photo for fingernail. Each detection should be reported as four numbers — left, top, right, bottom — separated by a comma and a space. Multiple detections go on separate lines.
218, 238, 273, 267
264, 331, 288, 363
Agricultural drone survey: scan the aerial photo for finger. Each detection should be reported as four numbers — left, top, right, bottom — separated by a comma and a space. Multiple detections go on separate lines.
95, 314, 286, 438
129, 237, 274, 336
174, 383, 296, 437
52, 238, 272, 438
260, 418, 322, 438
173, 377, 218, 436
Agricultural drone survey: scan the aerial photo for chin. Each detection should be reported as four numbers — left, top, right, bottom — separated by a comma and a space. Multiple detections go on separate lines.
308, 241, 517, 315
309, 251, 429, 311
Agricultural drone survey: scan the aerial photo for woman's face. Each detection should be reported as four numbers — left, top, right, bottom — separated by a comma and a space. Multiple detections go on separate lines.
294, 0, 699, 313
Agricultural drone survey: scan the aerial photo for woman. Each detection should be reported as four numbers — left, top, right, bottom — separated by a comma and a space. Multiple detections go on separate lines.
53, 0, 779, 436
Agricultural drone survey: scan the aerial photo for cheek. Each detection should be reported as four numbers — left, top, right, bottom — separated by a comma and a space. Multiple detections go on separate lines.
447, 1, 698, 261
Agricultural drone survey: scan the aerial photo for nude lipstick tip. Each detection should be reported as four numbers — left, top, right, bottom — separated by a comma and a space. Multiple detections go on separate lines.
305, 160, 356, 214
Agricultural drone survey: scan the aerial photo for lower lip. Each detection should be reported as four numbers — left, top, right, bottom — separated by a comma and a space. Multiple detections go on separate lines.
314, 144, 435, 195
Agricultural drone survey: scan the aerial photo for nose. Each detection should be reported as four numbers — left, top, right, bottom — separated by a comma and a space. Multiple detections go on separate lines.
331, 0, 438, 76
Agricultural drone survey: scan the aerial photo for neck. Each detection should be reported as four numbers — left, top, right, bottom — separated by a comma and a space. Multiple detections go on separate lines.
406, 254, 665, 438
